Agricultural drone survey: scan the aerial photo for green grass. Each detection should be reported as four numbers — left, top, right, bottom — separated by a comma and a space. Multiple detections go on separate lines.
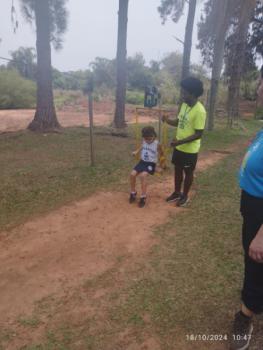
1, 119, 262, 349
0, 120, 261, 231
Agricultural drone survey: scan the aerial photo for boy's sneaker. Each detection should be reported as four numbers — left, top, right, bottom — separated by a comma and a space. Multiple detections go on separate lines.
229, 311, 253, 350
166, 192, 181, 203
129, 192, 137, 203
176, 194, 189, 207
138, 197, 146, 208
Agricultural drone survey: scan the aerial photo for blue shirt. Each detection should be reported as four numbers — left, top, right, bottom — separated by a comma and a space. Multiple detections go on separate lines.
239, 130, 263, 198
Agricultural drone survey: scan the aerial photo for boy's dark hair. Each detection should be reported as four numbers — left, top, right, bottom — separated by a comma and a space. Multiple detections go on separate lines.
180, 77, 204, 98
141, 126, 157, 138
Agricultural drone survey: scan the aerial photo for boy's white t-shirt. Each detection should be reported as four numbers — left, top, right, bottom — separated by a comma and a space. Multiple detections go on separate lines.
141, 140, 159, 163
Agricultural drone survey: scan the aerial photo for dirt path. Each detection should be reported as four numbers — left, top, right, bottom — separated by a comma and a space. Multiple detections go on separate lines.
0, 105, 171, 133
0, 148, 232, 350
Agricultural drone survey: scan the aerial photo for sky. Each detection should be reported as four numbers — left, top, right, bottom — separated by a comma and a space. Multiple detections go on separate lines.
0, 0, 204, 72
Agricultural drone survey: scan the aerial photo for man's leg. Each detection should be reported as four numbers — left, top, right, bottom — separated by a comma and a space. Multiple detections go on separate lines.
241, 217, 263, 315
183, 166, 194, 197
175, 165, 184, 194
166, 165, 183, 203
230, 217, 263, 350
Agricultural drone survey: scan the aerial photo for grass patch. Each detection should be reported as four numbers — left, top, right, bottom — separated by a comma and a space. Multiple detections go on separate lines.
0, 120, 261, 231
1, 119, 262, 349
107, 149, 245, 349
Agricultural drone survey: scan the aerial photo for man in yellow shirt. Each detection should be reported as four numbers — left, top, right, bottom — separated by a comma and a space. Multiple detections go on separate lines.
162, 77, 206, 206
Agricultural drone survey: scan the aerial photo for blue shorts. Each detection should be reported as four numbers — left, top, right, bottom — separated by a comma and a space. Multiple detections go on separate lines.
134, 160, 156, 175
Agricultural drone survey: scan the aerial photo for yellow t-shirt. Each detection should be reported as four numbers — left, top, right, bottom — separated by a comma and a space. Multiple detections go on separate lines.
176, 101, 206, 154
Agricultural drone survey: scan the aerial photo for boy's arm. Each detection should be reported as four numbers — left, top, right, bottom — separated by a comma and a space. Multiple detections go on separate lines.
132, 146, 141, 157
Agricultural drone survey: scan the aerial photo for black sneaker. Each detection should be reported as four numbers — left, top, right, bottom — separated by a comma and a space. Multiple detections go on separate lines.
229, 311, 253, 350
166, 192, 181, 203
138, 197, 146, 208
176, 194, 189, 207
129, 192, 137, 203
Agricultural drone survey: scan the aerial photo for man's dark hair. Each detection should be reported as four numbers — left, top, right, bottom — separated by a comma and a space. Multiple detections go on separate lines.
180, 77, 204, 98
141, 126, 157, 138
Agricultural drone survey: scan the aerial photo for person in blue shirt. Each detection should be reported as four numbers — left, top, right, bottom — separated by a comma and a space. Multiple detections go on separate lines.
230, 129, 263, 350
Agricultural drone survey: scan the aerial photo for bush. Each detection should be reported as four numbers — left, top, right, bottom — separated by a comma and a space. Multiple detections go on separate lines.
0, 68, 36, 109
54, 90, 82, 109
126, 90, 144, 105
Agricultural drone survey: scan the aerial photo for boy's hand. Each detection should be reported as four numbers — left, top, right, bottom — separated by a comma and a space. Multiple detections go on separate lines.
132, 151, 137, 157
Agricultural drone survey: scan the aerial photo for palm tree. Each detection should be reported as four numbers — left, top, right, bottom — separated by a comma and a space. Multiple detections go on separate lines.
158, 0, 197, 81
20, 0, 68, 132
114, 0, 129, 129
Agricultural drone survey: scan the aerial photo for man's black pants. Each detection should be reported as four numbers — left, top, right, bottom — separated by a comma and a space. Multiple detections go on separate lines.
241, 191, 263, 314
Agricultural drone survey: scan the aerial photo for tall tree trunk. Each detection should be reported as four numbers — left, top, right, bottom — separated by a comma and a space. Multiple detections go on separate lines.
207, 0, 229, 131
227, 0, 256, 127
181, 0, 197, 80
28, 0, 60, 132
114, 0, 129, 129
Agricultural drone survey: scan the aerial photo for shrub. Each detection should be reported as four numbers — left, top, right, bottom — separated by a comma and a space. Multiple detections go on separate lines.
126, 90, 144, 105
0, 68, 36, 109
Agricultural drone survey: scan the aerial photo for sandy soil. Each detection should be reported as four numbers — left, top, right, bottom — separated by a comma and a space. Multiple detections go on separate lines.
0, 148, 232, 350
0, 99, 255, 349
0, 101, 176, 133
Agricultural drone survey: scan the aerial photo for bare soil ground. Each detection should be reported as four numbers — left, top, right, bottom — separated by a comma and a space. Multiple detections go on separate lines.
0, 98, 255, 134
0, 148, 233, 350
0, 100, 257, 349
0, 101, 176, 133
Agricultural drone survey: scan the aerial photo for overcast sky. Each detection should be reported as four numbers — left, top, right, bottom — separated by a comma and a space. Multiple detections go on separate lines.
0, 0, 204, 72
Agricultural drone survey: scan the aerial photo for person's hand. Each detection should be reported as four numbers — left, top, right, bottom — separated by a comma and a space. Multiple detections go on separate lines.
162, 115, 169, 123
132, 151, 137, 157
170, 139, 180, 147
249, 235, 263, 263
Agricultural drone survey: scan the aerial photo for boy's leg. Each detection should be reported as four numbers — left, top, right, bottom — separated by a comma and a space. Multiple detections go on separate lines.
139, 171, 148, 197
138, 172, 148, 208
130, 170, 138, 193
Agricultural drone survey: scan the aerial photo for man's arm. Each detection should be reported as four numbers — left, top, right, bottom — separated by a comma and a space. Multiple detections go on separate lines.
162, 115, 179, 127
249, 224, 263, 263
171, 129, 204, 147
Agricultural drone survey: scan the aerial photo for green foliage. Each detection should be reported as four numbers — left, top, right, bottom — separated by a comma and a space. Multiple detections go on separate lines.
0, 68, 36, 109
125, 90, 144, 105
54, 90, 82, 109
240, 74, 258, 101
53, 69, 91, 90
20, 0, 69, 50
8, 47, 37, 81
158, 0, 186, 23
127, 53, 153, 89
90, 57, 116, 89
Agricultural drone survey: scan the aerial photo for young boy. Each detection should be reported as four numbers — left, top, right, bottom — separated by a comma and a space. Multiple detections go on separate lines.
129, 126, 164, 208
162, 77, 206, 206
